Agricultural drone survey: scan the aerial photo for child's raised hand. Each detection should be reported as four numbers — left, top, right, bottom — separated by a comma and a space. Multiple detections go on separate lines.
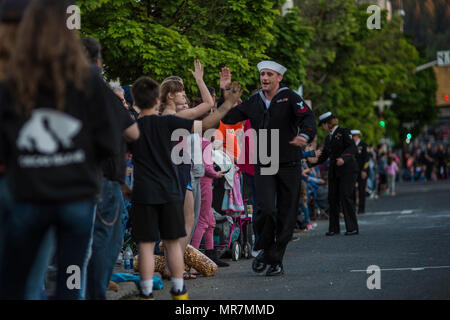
189, 59, 204, 80
220, 67, 232, 90
223, 81, 243, 106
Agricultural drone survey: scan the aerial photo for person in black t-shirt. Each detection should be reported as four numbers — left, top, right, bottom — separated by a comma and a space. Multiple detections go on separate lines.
82, 37, 140, 300
130, 76, 242, 300
0, 0, 121, 300
159, 61, 217, 278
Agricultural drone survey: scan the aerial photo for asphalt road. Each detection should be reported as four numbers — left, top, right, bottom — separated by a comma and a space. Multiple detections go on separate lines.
128, 179, 450, 300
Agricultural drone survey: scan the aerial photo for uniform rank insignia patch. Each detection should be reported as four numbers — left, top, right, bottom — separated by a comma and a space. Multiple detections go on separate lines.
297, 101, 307, 113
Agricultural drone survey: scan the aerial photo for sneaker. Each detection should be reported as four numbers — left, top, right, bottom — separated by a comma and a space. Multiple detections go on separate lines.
306, 223, 317, 230
171, 286, 189, 300
139, 292, 155, 300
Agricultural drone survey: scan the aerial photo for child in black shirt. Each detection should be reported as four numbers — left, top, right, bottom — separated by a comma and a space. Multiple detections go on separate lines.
130, 77, 241, 300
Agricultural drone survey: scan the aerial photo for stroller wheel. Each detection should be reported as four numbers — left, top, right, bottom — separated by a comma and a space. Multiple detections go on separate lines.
243, 242, 252, 259
231, 241, 242, 261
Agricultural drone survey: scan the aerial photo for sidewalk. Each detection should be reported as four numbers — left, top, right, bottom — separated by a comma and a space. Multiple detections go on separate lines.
106, 281, 139, 300
106, 264, 140, 300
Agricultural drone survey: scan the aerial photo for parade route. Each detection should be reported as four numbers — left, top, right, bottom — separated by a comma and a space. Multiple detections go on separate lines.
119, 179, 450, 300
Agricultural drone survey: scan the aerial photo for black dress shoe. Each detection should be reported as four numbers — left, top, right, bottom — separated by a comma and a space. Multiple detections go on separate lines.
251, 251, 267, 273
266, 264, 284, 276
344, 230, 359, 236
325, 231, 339, 236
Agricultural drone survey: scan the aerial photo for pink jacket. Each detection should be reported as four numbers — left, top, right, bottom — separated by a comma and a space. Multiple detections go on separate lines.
201, 138, 220, 181
384, 162, 398, 175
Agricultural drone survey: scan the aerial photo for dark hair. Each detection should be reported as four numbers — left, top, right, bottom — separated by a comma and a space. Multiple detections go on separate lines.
387, 156, 393, 165
0, 0, 32, 23
326, 116, 338, 127
0, 23, 19, 80
131, 76, 160, 110
0, 0, 31, 79
9, 0, 89, 116
82, 37, 102, 65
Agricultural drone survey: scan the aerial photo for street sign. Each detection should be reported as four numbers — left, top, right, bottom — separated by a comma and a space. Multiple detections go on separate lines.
437, 51, 450, 66
373, 97, 392, 113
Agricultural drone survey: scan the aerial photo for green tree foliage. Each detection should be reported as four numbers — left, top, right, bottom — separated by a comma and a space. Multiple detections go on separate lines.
294, 0, 432, 145
264, 7, 312, 90
78, 0, 437, 146
78, 0, 285, 96
386, 59, 438, 146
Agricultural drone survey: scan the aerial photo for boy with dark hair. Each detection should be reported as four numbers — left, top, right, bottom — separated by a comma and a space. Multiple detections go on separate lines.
130, 76, 241, 300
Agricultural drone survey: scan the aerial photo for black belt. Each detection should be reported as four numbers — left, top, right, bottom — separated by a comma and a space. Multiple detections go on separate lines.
257, 161, 301, 168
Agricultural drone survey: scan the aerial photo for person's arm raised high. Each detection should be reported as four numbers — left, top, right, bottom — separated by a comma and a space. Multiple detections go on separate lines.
176, 59, 214, 120
191, 81, 243, 133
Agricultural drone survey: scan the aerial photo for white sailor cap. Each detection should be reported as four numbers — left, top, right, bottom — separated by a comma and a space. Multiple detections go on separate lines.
257, 60, 287, 75
351, 130, 361, 135
318, 111, 335, 125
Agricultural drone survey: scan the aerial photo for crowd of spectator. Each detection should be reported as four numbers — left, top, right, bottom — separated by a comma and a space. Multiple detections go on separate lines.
0, 0, 449, 301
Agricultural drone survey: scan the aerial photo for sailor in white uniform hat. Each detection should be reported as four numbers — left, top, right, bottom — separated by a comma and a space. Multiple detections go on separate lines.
217, 60, 317, 276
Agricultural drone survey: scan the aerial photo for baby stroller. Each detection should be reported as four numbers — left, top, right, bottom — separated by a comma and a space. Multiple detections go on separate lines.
212, 209, 253, 261
210, 152, 253, 261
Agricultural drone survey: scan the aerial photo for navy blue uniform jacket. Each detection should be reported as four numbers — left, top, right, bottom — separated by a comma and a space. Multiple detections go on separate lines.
221, 85, 317, 166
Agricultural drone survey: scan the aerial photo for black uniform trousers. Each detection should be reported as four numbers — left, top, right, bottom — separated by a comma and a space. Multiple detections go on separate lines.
253, 165, 301, 265
355, 174, 367, 213
328, 171, 358, 233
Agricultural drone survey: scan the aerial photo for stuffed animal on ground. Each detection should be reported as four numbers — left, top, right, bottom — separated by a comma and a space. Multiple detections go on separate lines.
133, 244, 218, 277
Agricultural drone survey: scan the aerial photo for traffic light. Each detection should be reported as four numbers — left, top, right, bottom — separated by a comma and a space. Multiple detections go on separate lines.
406, 133, 412, 140
379, 120, 386, 128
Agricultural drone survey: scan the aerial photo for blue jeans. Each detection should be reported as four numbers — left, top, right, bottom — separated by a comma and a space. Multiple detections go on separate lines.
24, 227, 56, 300
86, 178, 124, 300
300, 202, 310, 224
0, 177, 13, 276
0, 199, 95, 300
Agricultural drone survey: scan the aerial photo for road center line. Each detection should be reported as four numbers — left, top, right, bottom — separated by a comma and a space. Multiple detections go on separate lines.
350, 266, 450, 272
364, 209, 417, 216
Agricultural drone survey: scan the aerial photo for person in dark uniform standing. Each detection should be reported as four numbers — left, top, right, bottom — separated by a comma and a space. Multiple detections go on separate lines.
351, 130, 369, 214
219, 61, 317, 276
312, 112, 359, 236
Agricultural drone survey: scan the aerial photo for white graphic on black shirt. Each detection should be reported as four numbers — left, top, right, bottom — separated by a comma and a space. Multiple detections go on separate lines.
16, 109, 85, 168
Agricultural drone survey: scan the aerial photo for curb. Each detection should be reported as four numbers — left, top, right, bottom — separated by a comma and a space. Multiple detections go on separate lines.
106, 281, 139, 300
